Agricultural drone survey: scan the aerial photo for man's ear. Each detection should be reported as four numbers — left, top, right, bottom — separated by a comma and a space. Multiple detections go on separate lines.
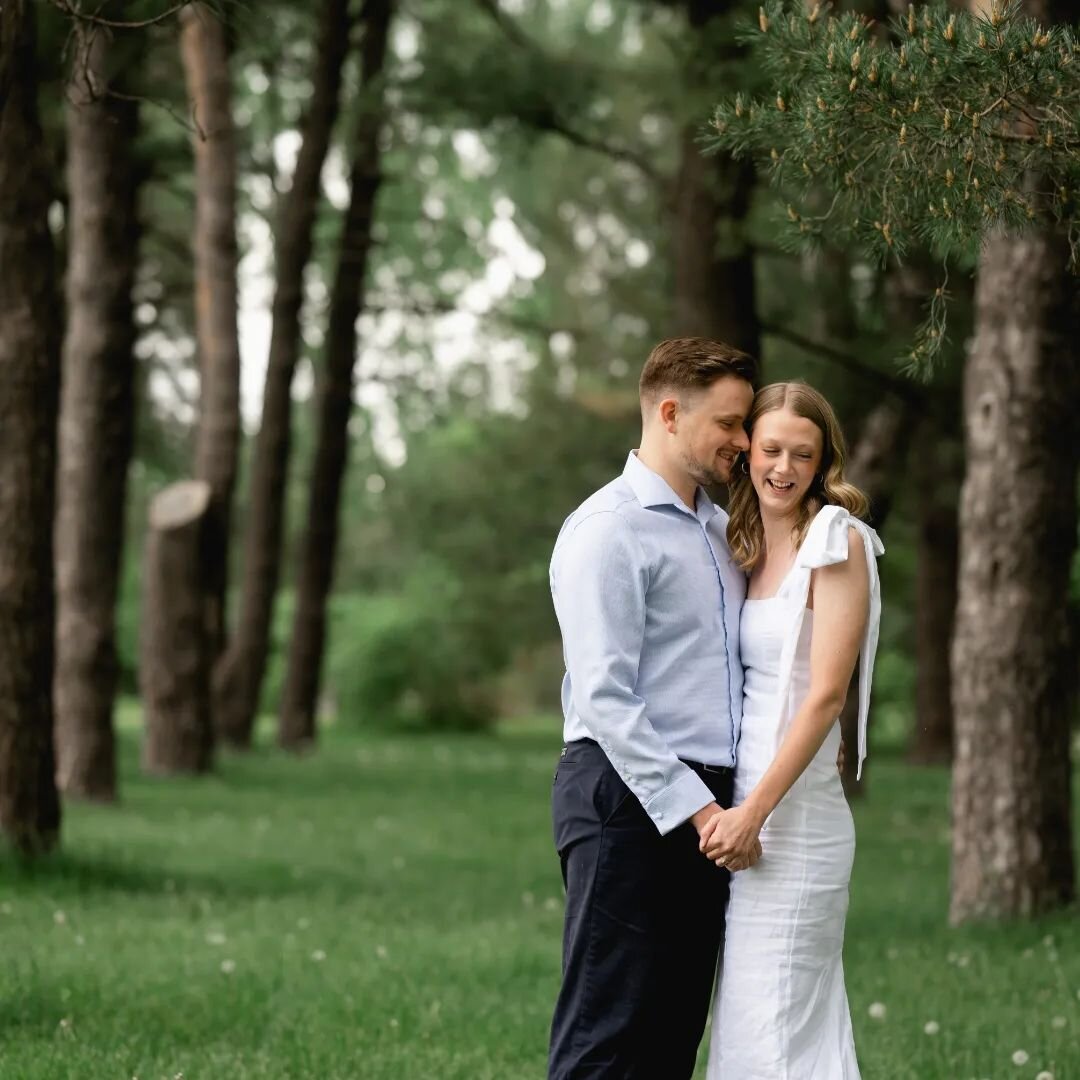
658, 396, 680, 433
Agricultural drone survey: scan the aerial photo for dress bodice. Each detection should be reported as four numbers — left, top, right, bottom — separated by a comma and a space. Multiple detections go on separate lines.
738, 505, 884, 780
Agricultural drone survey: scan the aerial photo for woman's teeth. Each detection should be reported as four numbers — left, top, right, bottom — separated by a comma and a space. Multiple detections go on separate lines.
767, 479, 794, 492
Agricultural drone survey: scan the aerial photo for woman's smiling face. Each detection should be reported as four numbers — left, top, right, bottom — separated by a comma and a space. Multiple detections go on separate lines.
748, 406, 824, 517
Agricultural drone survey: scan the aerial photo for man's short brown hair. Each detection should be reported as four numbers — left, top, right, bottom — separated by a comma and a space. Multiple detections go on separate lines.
638, 337, 758, 406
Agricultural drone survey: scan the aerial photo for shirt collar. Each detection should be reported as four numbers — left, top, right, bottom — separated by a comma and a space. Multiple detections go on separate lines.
622, 451, 718, 524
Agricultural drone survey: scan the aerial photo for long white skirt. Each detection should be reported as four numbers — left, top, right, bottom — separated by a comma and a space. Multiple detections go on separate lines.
707, 712, 860, 1080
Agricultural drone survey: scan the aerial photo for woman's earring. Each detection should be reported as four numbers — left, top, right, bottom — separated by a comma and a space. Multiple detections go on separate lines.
740, 456, 750, 476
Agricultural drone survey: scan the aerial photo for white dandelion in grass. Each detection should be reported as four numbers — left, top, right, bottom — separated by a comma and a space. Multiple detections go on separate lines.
1035, 1072, 1054, 1080
885, 947, 898, 960
297, 917, 311, 930
74, 935, 85, 947
220, 959, 236, 975
53, 910, 67, 926
522, 892, 535, 908
374, 945, 388, 960
543, 897, 561, 912
923, 1021, 940, 1035
1012, 1050, 1030, 1066
389, 1018, 399, 1029
205, 931, 227, 947
1, 902, 11, 915
57, 1017, 73, 1036
311, 950, 326, 962
1043, 935, 1055, 947
867, 1002, 886, 1020
1051, 1016, 1066, 1029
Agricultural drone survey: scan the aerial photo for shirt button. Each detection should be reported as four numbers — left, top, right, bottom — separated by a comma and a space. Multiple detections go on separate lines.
656, 811, 664, 820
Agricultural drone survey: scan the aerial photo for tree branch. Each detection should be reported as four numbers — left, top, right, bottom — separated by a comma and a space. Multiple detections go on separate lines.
51, 0, 195, 30
760, 320, 923, 400
470, 0, 664, 186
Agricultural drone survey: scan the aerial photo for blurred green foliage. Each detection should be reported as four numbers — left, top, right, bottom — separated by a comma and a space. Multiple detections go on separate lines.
96, 0, 1028, 740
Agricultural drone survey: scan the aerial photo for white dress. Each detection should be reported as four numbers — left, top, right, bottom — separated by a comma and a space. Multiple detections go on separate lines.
708, 506, 884, 1080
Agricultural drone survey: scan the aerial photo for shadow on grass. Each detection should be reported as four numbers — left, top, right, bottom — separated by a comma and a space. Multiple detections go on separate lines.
0, 849, 377, 904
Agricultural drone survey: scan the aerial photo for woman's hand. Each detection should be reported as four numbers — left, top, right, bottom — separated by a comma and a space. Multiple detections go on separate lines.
699, 805, 765, 869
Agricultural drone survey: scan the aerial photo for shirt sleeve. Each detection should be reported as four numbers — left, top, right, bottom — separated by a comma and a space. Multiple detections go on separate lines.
550, 510, 716, 835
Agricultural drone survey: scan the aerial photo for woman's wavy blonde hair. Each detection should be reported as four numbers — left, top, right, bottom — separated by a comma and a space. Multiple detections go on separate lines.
727, 382, 869, 571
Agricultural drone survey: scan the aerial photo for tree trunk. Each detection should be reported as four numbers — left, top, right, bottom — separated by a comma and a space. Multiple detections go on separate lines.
949, 228, 1078, 923
671, 133, 759, 355
213, 0, 354, 749
180, 2, 241, 664
836, 392, 919, 797
671, 0, 759, 356
141, 482, 215, 775
278, 0, 394, 750
0, 0, 63, 854
54, 23, 142, 803
909, 415, 959, 765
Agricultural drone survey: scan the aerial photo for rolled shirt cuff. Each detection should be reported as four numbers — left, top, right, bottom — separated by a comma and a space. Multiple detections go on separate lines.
643, 766, 716, 836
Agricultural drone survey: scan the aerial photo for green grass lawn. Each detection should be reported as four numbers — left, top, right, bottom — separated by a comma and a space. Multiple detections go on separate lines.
1, 711, 1077, 1080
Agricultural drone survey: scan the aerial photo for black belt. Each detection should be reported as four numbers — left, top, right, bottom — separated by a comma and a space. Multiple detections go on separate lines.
566, 739, 733, 778
680, 757, 735, 777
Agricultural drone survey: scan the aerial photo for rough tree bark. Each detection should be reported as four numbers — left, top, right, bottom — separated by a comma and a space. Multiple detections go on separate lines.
949, 227, 1078, 922
948, 0, 1079, 923
180, 1, 241, 661
54, 22, 142, 802
0, 0, 63, 854
213, 0, 354, 749
909, 412, 960, 765
141, 482, 215, 775
278, 0, 394, 750
671, 0, 759, 356
672, 133, 758, 354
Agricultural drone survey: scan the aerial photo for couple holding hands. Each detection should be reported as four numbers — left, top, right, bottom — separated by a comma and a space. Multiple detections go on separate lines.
547, 337, 882, 1079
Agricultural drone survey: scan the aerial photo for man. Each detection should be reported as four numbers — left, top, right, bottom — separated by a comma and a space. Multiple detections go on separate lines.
548, 337, 759, 1079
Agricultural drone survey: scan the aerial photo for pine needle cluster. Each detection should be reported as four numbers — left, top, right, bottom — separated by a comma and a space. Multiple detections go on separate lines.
703, 1, 1080, 367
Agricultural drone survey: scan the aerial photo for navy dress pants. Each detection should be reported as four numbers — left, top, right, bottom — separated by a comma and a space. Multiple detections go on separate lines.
548, 739, 734, 1080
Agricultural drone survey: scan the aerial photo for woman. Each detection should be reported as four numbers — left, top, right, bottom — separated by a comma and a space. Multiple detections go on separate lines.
703, 382, 883, 1079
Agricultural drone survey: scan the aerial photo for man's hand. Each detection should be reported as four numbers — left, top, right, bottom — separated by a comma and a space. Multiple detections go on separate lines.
699, 804, 765, 870
690, 801, 724, 838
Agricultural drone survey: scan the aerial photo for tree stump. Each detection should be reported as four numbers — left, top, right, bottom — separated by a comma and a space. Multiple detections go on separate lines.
140, 481, 215, 775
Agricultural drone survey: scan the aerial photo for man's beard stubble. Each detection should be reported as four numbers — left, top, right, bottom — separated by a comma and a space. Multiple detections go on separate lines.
682, 448, 727, 490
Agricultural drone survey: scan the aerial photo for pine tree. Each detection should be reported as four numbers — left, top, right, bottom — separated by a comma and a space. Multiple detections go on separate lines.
706, 0, 1080, 922
703, 0, 1080, 363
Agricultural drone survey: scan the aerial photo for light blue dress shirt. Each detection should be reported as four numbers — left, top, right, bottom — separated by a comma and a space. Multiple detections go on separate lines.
550, 451, 745, 835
